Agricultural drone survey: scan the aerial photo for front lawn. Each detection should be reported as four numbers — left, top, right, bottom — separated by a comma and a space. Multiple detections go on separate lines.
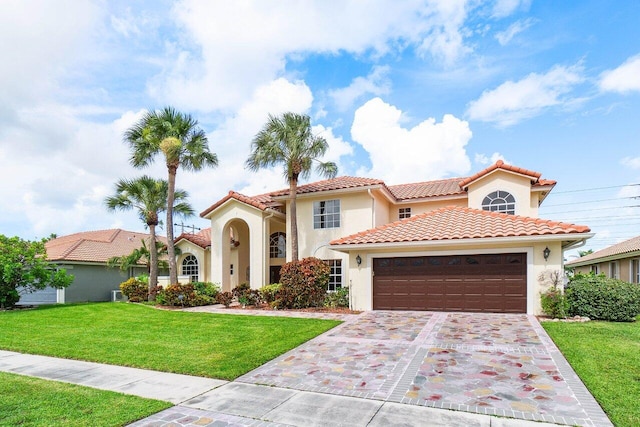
0, 303, 341, 380
542, 318, 640, 427
0, 371, 170, 426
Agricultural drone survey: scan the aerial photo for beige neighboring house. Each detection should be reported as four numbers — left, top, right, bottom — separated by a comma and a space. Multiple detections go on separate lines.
197, 161, 593, 315
20, 229, 165, 305
565, 235, 640, 283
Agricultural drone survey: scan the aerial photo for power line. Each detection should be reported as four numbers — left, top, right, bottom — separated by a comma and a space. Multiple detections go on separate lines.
551, 183, 640, 194
541, 205, 640, 215
542, 196, 640, 207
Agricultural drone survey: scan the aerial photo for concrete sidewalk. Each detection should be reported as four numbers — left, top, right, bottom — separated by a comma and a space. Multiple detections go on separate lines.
1, 349, 560, 427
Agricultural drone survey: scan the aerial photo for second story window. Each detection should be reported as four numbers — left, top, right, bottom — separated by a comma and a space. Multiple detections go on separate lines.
399, 207, 411, 219
269, 232, 286, 258
482, 190, 516, 215
313, 199, 341, 229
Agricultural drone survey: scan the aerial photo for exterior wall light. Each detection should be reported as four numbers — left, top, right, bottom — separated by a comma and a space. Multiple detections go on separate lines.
543, 246, 551, 261
356, 254, 362, 266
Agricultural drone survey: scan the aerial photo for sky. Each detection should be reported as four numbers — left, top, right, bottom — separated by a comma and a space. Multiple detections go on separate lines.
1, 0, 639, 259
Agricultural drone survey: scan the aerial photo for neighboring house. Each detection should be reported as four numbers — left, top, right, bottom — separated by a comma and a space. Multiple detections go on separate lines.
199, 160, 593, 315
19, 229, 165, 305
565, 235, 640, 283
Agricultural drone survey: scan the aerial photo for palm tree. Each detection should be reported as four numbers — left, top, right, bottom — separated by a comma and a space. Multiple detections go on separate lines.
105, 175, 194, 299
246, 112, 337, 261
124, 106, 218, 284
107, 239, 172, 275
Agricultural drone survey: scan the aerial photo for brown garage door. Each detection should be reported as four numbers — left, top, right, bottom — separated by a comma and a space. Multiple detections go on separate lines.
373, 253, 527, 313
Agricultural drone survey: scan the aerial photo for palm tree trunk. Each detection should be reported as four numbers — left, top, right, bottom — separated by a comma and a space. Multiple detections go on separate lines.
148, 224, 158, 301
167, 166, 178, 284
289, 177, 299, 261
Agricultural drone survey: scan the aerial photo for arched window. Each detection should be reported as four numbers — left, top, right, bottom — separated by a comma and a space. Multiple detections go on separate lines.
181, 255, 199, 282
482, 190, 516, 215
269, 232, 286, 258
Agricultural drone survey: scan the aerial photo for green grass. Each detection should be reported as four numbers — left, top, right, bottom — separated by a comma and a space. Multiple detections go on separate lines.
542, 318, 640, 427
0, 303, 341, 380
0, 371, 170, 427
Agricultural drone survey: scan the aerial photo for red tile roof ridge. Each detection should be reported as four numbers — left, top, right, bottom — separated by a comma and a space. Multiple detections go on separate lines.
459, 160, 543, 188
268, 176, 387, 197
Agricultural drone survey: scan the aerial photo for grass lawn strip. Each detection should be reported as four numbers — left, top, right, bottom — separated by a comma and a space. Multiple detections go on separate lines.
0, 303, 341, 380
542, 318, 640, 427
0, 371, 170, 427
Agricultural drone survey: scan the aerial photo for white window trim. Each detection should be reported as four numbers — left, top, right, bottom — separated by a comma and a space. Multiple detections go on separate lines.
482, 190, 516, 215
632, 259, 640, 284
609, 261, 619, 279
313, 199, 341, 229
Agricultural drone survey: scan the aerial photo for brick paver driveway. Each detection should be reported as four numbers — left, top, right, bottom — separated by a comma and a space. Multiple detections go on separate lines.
238, 311, 611, 427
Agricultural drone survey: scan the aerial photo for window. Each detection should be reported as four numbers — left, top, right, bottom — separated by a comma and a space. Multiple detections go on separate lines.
325, 259, 342, 291
482, 190, 516, 215
632, 259, 640, 283
181, 255, 199, 282
399, 207, 411, 219
269, 232, 286, 258
313, 199, 341, 229
591, 265, 599, 275
230, 264, 234, 275
610, 261, 619, 279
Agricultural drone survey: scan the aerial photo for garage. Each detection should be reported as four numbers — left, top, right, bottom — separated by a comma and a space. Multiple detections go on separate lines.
373, 253, 527, 313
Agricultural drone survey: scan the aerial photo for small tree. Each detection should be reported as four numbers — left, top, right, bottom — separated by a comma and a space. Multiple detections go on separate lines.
0, 235, 73, 308
539, 270, 568, 319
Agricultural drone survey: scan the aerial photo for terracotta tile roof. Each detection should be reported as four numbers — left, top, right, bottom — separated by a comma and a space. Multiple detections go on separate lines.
45, 229, 166, 263
269, 176, 386, 197
175, 228, 211, 248
459, 160, 543, 188
200, 191, 272, 217
331, 206, 591, 246
565, 235, 640, 266
388, 177, 465, 200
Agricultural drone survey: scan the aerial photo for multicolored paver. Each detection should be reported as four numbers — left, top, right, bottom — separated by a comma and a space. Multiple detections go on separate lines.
237, 311, 612, 427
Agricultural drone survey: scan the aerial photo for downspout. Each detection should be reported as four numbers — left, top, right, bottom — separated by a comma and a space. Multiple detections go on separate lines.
367, 189, 375, 228
263, 210, 276, 287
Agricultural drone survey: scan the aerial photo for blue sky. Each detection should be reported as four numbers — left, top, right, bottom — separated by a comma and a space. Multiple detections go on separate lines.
1, 0, 639, 258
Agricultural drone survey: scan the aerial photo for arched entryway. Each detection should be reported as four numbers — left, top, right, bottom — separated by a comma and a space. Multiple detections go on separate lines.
221, 219, 250, 292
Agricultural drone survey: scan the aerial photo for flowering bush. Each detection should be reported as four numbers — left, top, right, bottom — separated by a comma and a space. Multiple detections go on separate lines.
274, 257, 329, 309
119, 278, 148, 302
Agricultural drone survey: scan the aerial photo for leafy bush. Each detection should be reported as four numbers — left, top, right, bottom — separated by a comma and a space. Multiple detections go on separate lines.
260, 283, 282, 304
119, 278, 148, 302
541, 288, 568, 319
275, 257, 329, 309
232, 283, 260, 306
216, 291, 233, 307
324, 287, 349, 309
232, 282, 250, 298
566, 273, 640, 322
193, 282, 220, 299
155, 283, 214, 307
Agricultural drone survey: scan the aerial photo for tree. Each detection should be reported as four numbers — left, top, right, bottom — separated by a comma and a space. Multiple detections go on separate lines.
124, 106, 218, 284
0, 235, 73, 308
578, 249, 594, 257
105, 175, 194, 299
107, 239, 172, 275
246, 112, 337, 261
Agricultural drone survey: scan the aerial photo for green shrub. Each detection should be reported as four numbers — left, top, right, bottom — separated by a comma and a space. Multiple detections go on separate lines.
193, 282, 220, 299
566, 274, 640, 322
231, 282, 250, 298
0, 289, 20, 308
324, 287, 350, 308
540, 288, 568, 318
216, 291, 233, 307
155, 283, 214, 307
260, 283, 282, 304
275, 257, 329, 309
119, 278, 148, 302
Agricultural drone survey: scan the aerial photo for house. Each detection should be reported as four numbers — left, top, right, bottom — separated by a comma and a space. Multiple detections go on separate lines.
197, 160, 592, 315
174, 227, 213, 283
20, 229, 165, 305
565, 235, 640, 283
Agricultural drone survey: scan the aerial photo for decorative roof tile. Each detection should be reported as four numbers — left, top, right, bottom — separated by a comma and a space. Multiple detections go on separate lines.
269, 176, 386, 197
331, 206, 590, 246
565, 235, 640, 266
459, 160, 543, 188
175, 228, 211, 248
45, 229, 166, 263
388, 177, 464, 200
200, 191, 271, 217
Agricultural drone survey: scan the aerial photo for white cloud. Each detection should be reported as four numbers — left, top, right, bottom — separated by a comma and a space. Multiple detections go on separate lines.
351, 97, 472, 184
475, 152, 507, 165
621, 156, 640, 170
495, 18, 535, 45
329, 66, 391, 112
466, 64, 584, 126
492, 0, 531, 18
148, 0, 478, 112
600, 55, 640, 94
